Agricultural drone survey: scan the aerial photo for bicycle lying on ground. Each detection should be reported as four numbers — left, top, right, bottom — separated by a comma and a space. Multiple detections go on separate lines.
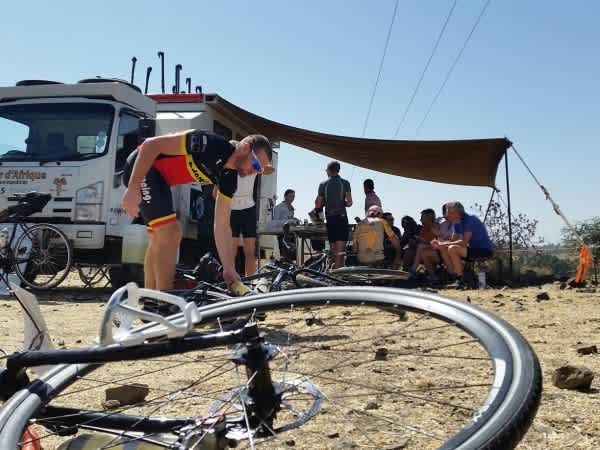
0, 280, 541, 449
0, 192, 73, 290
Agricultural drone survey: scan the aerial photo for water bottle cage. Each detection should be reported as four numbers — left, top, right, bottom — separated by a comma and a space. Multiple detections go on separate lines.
98, 283, 202, 347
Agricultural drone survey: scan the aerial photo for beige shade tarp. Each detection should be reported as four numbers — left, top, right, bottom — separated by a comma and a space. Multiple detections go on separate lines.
210, 95, 511, 187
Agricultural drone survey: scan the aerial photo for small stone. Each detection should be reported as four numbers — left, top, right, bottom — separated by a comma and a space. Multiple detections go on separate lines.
536, 292, 550, 301
375, 348, 388, 361
102, 399, 121, 410
466, 296, 471, 303
75, 339, 82, 344
494, 293, 504, 298
105, 383, 149, 405
57, 339, 65, 347
285, 439, 296, 446
320, 344, 331, 350
552, 365, 594, 390
341, 310, 352, 317
576, 288, 597, 294
364, 400, 380, 410
416, 379, 434, 389
327, 432, 340, 439
576, 345, 598, 355
382, 440, 410, 450
559, 282, 568, 290
305, 312, 316, 326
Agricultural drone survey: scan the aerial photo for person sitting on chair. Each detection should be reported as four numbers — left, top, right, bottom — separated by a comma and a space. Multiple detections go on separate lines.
409, 208, 441, 284
432, 201, 493, 286
353, 205, 401, 269
399, 216, 421, 269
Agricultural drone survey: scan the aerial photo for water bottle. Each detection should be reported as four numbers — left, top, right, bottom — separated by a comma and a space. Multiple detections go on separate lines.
478, 271, 487, 289
255, 277, 270, 294
0, 227, 9, 250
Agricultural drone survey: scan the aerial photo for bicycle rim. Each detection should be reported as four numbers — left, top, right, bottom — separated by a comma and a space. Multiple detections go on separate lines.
330, 267, 410, 283
0, 288, 540, 450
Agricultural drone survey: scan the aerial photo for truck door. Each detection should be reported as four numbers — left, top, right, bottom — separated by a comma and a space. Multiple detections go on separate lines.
107, 111, 142, 237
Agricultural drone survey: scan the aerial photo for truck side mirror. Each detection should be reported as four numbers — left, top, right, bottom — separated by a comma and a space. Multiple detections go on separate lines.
138, 118, 156, 141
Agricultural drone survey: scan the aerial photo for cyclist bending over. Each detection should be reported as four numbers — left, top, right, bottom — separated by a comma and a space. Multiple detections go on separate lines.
121, 131, 273, 290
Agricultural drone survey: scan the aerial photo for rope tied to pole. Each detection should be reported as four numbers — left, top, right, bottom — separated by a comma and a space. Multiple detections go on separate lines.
510, 144, 591, 282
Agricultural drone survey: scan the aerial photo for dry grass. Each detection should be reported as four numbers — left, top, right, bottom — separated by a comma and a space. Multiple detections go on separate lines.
0, 273, 598, 449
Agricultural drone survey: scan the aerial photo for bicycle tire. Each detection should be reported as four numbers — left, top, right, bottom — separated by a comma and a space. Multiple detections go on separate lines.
77, 265, 110, 288
330, 266, 410, 283
13, 223, 73, 290
0, 288, 541, 449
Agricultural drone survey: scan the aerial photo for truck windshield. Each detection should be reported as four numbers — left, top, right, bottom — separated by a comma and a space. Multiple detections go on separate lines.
0, 103, 114, 162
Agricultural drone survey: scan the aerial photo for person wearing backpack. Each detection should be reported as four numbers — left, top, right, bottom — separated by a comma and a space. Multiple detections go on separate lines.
353, 205, 402, 269
315, 161, 353, 269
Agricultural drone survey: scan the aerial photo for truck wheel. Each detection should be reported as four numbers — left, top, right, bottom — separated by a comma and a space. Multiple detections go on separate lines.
108, 264, 144, 288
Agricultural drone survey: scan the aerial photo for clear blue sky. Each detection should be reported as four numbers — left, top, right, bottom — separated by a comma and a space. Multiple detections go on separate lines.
1, 0, 598, 243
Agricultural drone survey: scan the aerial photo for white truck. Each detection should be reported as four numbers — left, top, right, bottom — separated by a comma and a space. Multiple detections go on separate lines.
0, 79, 278, 285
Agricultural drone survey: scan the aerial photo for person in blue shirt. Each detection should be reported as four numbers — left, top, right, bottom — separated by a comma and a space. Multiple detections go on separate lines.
432, 201, 493, 283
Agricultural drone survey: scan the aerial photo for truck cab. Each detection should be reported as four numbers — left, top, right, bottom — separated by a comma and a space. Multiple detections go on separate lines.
0, 79, 277, 282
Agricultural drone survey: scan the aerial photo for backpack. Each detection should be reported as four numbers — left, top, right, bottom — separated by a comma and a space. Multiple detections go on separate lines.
353, 218, 386, 263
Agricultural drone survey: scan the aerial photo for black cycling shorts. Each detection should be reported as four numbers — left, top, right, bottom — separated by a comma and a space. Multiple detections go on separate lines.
231, 206, 257, 238
326, 214, 349, 243
123, 151, 176, 232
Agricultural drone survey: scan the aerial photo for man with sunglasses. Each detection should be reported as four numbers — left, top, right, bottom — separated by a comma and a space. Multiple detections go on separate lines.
122, 131, 273, 291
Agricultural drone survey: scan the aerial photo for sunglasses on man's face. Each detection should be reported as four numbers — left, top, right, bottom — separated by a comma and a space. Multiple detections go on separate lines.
251, 152, 264, 174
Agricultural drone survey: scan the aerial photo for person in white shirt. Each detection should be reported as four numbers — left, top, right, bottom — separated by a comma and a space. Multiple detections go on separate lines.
229, 142, 260, 276
272, 189, 297, 223
272, 189, 299, 260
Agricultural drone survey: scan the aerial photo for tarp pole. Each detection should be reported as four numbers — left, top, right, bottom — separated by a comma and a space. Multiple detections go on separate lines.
504, 151, 513, 278
483, 187, 498, 225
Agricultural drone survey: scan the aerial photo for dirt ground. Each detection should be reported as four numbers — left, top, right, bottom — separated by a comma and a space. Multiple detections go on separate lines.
0, 273, 599, 449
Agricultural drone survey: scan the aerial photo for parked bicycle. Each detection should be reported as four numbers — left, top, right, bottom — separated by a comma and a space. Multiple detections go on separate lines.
0, 192, 73, 290
0, 282, 541, 449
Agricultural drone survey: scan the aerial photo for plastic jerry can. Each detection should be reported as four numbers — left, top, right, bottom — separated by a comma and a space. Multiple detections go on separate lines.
121, 224, 149, 264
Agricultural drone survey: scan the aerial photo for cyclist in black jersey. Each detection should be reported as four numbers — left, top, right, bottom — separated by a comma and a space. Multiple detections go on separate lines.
122, 130, 273, 290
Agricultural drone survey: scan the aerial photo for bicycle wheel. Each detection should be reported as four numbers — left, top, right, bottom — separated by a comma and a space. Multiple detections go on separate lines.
0, 288, 540, 450
13, 223, 73, 290
77, 265, 110, 288
330, 266, 410, 284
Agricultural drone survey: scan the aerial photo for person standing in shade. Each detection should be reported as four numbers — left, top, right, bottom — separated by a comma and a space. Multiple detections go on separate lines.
363, 178, 382, 213
230, 140, 260, 276
315, 161, 353, 269
272, 189, 297, 223
272, 189, 299, 261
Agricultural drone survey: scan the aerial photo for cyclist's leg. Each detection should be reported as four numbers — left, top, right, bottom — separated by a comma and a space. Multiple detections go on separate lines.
138, 167, 178, 290
230, 209, 242, 274
151, 220, 182, 289
242, 206, 257, 275
242, 238, 257, 275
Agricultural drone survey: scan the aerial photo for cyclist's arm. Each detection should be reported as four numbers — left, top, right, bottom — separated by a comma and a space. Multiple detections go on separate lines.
344, 180, 353, 207
345, 192, 353, 208
126, 134, 182, 188
315, 196, 324, 209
